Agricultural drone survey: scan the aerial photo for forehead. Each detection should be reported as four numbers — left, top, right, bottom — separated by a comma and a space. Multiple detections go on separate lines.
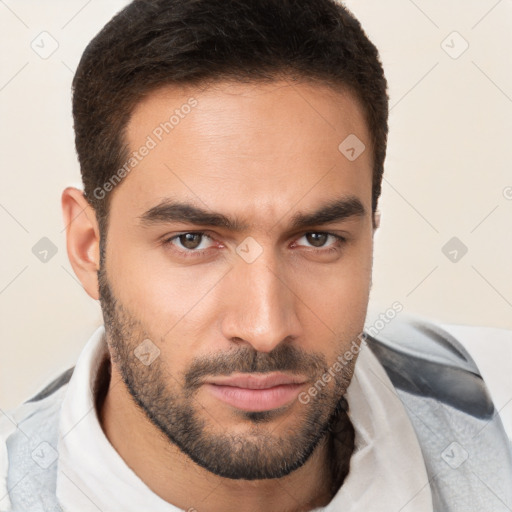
126, 79, 369, 154
112, 79, 372, 226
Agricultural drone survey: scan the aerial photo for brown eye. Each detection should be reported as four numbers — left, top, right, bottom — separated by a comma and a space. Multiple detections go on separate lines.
305, 233, 329, 247
294, 232, 346, 253
178, 233, 204, 249
162, 232, 218, 259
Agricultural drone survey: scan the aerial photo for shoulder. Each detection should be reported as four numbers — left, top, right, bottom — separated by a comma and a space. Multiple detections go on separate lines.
0, 368, 74, 512
438, 322, 512, 440
363, 310, 496, 419
0, 366, 75, 432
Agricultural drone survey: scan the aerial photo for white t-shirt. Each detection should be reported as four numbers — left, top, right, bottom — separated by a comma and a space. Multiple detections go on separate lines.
0, 321, 510, 511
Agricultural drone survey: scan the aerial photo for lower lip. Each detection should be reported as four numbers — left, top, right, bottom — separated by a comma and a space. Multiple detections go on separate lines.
205, 383, 305, 412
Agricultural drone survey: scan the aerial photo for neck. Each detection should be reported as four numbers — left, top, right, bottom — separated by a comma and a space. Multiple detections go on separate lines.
97, 360, 354, 512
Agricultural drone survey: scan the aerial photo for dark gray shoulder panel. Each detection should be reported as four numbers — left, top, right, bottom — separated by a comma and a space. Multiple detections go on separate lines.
364, 312, 494, 419
25, 367, 75, 403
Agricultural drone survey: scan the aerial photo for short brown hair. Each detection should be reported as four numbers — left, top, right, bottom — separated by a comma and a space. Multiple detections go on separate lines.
72, 0, 388, 242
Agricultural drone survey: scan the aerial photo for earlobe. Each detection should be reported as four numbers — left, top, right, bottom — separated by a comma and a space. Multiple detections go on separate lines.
61, 187, 101, 300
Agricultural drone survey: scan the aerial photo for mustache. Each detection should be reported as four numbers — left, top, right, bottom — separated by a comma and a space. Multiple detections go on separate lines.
184, 343, 327, 391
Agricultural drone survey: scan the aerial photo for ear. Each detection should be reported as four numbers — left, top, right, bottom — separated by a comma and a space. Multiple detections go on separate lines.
61, 187, 101, 300
373, 210, 381, 232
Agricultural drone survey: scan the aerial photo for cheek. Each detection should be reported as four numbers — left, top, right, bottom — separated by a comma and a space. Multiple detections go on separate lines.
108, 240, 227, 347
291, 239, 372, 356
296, 240, 372, 314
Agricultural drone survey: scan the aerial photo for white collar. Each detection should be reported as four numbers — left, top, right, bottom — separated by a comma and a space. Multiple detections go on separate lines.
56, 326, 178, 511
325, 339, 433, 511
56, 326, 433, 511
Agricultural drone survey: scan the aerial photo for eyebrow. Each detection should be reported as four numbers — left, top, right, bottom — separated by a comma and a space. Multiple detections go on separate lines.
137, 196, 366, 231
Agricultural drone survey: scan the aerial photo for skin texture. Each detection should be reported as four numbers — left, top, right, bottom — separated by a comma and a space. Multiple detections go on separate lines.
62, 79, 379, 512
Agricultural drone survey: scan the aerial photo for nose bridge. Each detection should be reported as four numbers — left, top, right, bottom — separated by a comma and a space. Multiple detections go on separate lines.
220, 248, 301, 352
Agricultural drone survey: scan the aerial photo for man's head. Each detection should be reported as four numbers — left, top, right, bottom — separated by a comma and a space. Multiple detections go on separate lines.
63, 0, 388, 483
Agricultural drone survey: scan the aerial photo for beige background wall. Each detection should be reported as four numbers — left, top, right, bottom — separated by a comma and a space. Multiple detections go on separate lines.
1, 0, 511, 409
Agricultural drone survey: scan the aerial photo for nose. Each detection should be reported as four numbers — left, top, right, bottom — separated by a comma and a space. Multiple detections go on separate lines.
220, 252, 302, 353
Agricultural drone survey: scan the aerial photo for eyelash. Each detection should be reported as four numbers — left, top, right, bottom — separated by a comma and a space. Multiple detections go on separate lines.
162, 232, 347, 259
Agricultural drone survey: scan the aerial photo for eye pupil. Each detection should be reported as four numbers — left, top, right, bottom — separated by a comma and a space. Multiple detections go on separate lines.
306, 233, 328, 247
180, 233, 202, 249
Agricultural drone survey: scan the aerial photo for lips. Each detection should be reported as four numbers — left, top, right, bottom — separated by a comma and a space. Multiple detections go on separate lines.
206, 373, 308, 389
204, 373, 308, 412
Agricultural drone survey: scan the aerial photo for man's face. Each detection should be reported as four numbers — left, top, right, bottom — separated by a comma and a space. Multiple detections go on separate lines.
98, 79, 375, 480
